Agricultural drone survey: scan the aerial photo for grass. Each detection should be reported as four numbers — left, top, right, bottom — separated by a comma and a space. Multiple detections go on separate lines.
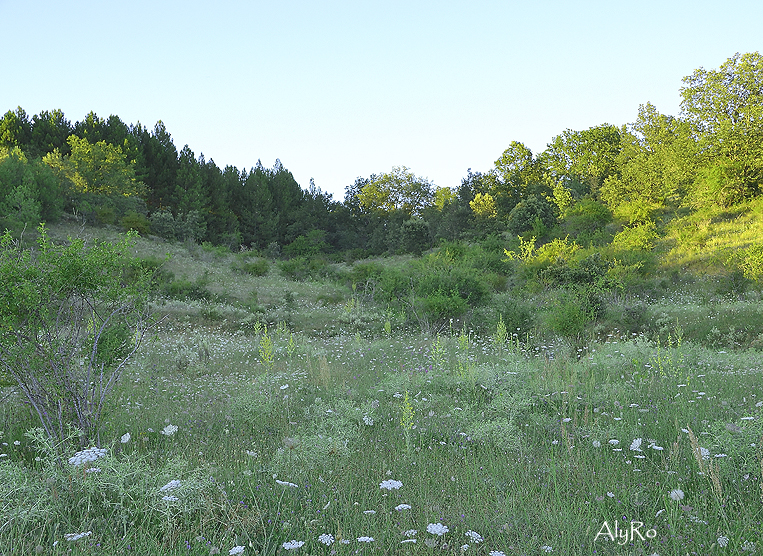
2, 223, 763, 555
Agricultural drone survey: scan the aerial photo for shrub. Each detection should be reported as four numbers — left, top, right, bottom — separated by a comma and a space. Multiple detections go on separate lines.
233, 257, 270, 276
507, 195, 557, 235
611, 221, 658, 252
0, 225, 151, 444
120, 210, 151, 235
561, 199, 612, 245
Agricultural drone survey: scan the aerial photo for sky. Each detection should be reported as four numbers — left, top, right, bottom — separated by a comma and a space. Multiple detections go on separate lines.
2, 0, 761, 201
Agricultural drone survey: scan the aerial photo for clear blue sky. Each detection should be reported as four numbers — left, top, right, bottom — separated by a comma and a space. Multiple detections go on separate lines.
2, 0, 761, 200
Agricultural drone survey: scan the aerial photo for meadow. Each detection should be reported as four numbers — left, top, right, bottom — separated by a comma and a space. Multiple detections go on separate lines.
1, 223, 762, 556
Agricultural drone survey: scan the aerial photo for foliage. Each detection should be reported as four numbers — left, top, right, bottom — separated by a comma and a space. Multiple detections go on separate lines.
506, 194, 557, 235
739, 243, 763, 283
357, 166, 434, 216
560, 198, 612, 244
0, 225, 151, 445
611, 221, 659, 252
543, 124, 622, 194
681, 52, 763, 208
469, 192, 497, 219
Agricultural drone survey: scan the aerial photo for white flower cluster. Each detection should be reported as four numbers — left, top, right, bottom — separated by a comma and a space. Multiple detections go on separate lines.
275, 479, 298, 488
427, 523, 449, 536
282, 540, 304, 550
68, 447, 107, 466
64, 531, 92, 541
160, 479, 181, 492
161, 424, 179, 436
229, 546, 245, 555
465, 530, 483, 543
379, 479, 403, 490
318, 533, 334, 546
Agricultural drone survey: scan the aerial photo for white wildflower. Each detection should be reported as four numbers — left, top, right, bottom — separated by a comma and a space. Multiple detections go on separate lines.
395, 503, 411, 511
380, 479, 403, 490
669, 488, 684, 501
275, 479, 298, 488
160, 424, 178, 436
630, 438, 643, 451
427, 523, 449, 536
357, 536, 373, 542
120, 432, 131, 444
160, 480, 181, 492
64, 531, 92, 541
717, 536, 729, 547
465, 530, 483, 543
68, 447, 107, 466
281, 540, 304, 550
317, 533, 334, 546
229, 546, 245, 555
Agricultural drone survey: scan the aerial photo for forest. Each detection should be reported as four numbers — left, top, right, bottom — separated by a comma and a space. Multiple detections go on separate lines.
1, 52, 760, 260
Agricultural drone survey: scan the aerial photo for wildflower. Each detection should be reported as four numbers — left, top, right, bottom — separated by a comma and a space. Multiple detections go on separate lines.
395, 503, 412, 511
607, 492, 615, 498
427, 523, 449, 536
630, 438, 643, 451
64, 531, 92, 541
281, 540, 304, 550
363, 415, 374, 426
13, 440, 20, 446
562, 418, 571, 423
357, 536, 374, 542
68, 447, 107, 466
608, 439, 619, 445
401, 539, 417, 543
280, 384, 289, 390
229, 546, 245, 555
465, 530, 483, 543
160, 480, 181, 492
363, 510, 376, 515
461, 544, 470, 551
318, 533, 334, 546
540, 546, 553, 552
489, 551, 507, 556
404, 529, 417, 537
380, 479, 403, 490
718, 536, 729, 547
592, 440, 601, 448
85, 467, 101, 474
120, 432, 131, 444
161, 424, 178, 436
699, 447, 711, 459
275, 479, 298, 488
162, 495, 179, 502
669, 489, 685, 501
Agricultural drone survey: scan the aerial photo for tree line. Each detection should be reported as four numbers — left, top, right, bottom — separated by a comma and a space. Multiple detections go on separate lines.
1, 52, 761, 257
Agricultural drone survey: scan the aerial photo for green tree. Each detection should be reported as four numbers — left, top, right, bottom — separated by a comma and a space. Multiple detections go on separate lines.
491, 141, 547, 215
543, 124, 622, 196
0, 225, 152, 446
357, 166, 434, 216
0, 107, 32, 152
680, 52, 763, 206
44, 135, 143, 197
0, 147, 63, 231
30, 109, 73, 158
601, 103, 696, 222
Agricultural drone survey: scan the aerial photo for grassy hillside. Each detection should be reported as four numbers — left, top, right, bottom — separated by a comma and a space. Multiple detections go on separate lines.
1, 217, 762, 555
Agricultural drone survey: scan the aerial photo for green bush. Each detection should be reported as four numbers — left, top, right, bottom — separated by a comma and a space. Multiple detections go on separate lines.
611, 221, 659, 252
561, 199, 613, 245
507, 195, 557, 235
233, 258, 270, 276
419, 289, 469, 320
120, 210, 151, 235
